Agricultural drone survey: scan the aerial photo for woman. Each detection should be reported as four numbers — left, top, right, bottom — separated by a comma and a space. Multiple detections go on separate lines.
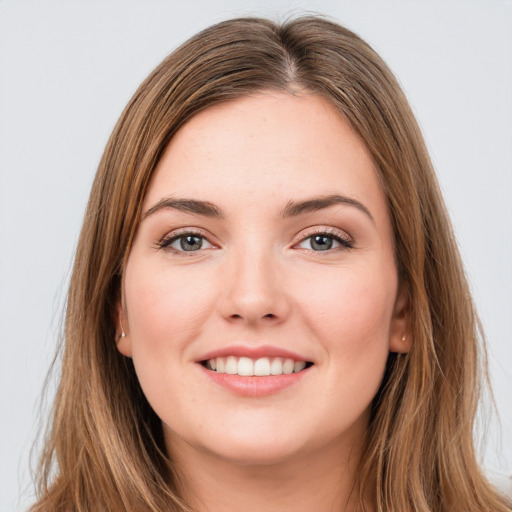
31, 16, 511, 512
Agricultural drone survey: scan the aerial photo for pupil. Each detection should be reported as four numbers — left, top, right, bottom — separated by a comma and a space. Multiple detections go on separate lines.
311, 235, 332, 251
181, 235, 202, 251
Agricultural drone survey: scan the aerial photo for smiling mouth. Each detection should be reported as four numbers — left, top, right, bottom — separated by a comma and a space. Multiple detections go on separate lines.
200, 356, 314, 376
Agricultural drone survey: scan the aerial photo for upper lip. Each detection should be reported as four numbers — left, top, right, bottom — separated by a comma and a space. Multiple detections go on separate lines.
196, 344, 313, 363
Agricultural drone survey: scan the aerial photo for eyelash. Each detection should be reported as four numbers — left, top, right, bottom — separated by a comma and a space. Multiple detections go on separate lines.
297, 228, 354, 252
157, 229, 214, 255
156, 227, 354, 255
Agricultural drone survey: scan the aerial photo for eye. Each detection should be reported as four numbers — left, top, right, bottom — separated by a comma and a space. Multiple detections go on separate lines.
159, 232, 214, 253
297, 231, 353, 252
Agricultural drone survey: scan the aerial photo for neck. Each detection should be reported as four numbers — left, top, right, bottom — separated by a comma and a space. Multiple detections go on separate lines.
168, 435, 372, 512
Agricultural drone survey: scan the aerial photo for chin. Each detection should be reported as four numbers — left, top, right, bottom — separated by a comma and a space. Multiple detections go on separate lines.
205, 437, 308, 466
166, 420, 314, 467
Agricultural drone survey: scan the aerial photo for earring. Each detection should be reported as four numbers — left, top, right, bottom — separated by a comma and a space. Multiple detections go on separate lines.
401, 334, 407, 342
116, 320, 126, 344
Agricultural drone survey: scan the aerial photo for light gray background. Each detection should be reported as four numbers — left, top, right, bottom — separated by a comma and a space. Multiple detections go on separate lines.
1, 1, 511, 510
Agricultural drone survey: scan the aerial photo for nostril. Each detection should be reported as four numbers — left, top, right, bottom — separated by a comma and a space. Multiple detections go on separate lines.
227, 312, 279, 322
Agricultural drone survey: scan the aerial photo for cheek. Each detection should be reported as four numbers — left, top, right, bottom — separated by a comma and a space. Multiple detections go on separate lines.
123, 259, 218, 419
124, 259, 216, 357
298, 264, 396, 342
295, 262, 396, 399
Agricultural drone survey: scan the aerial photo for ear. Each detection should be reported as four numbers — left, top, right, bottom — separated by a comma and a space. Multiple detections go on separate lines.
115, 301, 133, 358
389, 284, 412, 354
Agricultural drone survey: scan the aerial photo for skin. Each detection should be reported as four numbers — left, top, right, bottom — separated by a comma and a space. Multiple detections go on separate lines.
117, 91, 410, 512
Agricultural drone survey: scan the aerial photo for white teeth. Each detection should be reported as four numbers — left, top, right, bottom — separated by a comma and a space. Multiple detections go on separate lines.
237, 357, 254, 376
225, 356, 238, 375
282, 358, 294, 374
294, 361, 306, 373
206, 356, 308, 376
270, 357, 283, 375
254, 357, 271, 376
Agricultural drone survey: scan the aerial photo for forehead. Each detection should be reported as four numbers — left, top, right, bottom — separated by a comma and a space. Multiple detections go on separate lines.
144, 91, 387, 222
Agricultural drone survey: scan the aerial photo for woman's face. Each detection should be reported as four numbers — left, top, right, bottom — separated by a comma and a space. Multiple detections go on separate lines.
118, 92, 409, 465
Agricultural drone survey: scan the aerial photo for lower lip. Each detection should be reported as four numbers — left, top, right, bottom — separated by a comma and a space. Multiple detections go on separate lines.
198, 364, 311, 397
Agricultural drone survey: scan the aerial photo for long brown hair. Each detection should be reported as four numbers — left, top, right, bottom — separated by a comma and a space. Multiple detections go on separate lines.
32, 16, 511, 511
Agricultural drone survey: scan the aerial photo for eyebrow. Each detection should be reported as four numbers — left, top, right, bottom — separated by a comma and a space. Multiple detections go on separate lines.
144, 197, 224, 219
143, 194, 373, 222
282, 194, 374, 222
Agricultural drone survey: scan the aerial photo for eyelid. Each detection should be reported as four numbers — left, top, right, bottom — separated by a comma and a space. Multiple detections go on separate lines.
156, 225, 352, 253
156, 227, 218, 253
292, 226, 354, 250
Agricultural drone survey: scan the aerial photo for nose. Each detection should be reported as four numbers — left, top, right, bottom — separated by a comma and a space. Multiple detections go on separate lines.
217, 245, 290, 326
